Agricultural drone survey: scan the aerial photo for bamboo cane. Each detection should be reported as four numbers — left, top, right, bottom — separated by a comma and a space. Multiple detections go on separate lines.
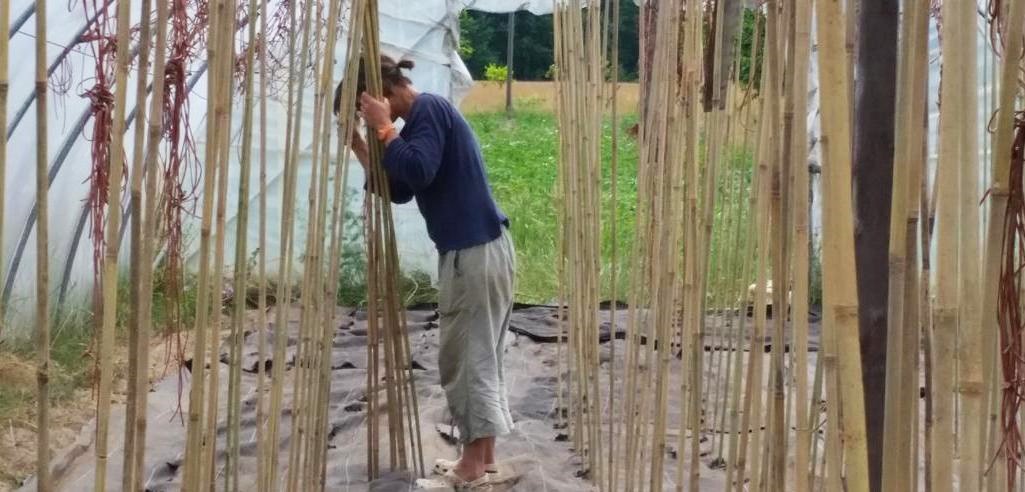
930, 0, 965, 489
956, 0, 984, 488
287, 5, 326, 483
265, 0, 306, 484
307, 0, 356, 483
181, 0, 227, 485
122, 0, 153, 487
201, 1, 238, 480
127, 0, 170, 486
34, 0, 51, 488
789, 0, 812, 490
225, 0, 261, 486
606, 0, 621, 487
766, 0, 792, 485
981, 3, 1025, 492
255, 0, 269, 486
735, 12, 778, 487
814, 0, 871, 490
0, 0, 10, 340
94, 0, 135, 486
880, 1, 925, 490
683, 0, 709, 488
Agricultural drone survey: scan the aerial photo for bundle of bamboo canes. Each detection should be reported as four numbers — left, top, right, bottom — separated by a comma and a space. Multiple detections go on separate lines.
359, 0, 426, 480
553, 0, 606, 484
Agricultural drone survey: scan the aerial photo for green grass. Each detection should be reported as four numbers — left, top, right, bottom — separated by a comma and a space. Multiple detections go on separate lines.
0, 308, 94, 420
468, 108, 640, 303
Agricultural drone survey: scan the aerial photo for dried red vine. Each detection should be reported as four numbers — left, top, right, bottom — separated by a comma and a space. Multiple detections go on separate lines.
999, 111, 1025, 491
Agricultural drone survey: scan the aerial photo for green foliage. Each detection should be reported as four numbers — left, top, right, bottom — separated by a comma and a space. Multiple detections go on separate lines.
335, 196, 439, 307
544, 64, 558, 80
484, 63, 510, 84
459, 6, 764, 87
810, 243, 823, 307
459, 5, 640, 82
738, 9, 765, 88
467, 109, 639, 303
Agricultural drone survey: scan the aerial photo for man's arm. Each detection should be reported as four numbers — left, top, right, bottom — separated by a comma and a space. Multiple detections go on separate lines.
360, 92, 447, 192
352, 128, 415, 204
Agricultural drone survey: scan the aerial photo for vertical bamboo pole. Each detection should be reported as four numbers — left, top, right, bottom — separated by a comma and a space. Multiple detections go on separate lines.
900, 18, 928, 489
683, 0, 708, 488
181, 0, 226, 486
202, 0, 238, 480
880, 1, 924, 490
981, 2, 1025, 491
122, 0, 153, 487
606, 0, 621, 488
790, 1, 812, 490
767, 0, 791, 485
255, 0, 269, 486
265, 0, 305, 484
225, 0, 260, 486
814, 0, 870, 490
0, 0, 9, 339
34, 0, 51, 488
95, 0, 134, 487
130, 0, 169, 485
930, 0, 964, 489
956, 0, 983, 488
736, 9, 779, 487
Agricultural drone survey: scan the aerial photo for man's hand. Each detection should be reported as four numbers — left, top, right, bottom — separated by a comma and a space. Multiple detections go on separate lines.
359, 92, 391, 130
350, 127, 369, 170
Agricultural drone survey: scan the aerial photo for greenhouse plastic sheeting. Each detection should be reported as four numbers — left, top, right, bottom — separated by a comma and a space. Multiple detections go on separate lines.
0, 0, 540, 333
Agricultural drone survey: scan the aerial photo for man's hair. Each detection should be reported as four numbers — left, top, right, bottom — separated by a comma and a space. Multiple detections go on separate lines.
333, 54, 415, 116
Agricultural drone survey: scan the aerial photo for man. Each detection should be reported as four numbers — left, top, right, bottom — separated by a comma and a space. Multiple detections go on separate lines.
337, 55, 516, 489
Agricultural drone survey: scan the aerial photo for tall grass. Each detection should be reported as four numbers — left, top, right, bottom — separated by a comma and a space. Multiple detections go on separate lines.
469, 108, 640, 303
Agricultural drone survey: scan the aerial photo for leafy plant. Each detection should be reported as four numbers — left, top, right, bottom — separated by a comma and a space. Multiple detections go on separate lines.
484, 63, 510, 85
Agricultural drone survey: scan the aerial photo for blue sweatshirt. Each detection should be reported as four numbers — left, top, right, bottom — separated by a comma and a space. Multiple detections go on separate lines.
379, 93, 509, 253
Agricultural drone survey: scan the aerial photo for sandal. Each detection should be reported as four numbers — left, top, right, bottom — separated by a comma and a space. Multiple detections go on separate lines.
416, 469, 492, 490
433, 458, 499, 475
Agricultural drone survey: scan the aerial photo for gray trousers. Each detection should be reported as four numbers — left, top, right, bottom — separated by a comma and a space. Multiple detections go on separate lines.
437, 229, 516, 444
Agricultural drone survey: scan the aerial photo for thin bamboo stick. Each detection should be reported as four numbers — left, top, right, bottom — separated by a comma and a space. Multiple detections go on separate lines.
0, 0, 10, 340
255, 0, 269, 486
981, 3, 1025, 492
34, 0, 51, 487
225, 0, 261, 485
606, 0, 621, 487
814, 0, 870, 490
956, 0, 983, 487
930, 0, 965, 489
201, 2, 237, 480
880, 1, 926, 490
789, 1, 812, 490
94, 0, 135, 485
129, 0, 169, 486
265, 0, 306, 484
180, 0, 227, 485
122, 0, 153, 487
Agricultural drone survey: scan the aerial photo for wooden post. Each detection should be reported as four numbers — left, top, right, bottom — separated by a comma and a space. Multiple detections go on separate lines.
506, 11, 515, 115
